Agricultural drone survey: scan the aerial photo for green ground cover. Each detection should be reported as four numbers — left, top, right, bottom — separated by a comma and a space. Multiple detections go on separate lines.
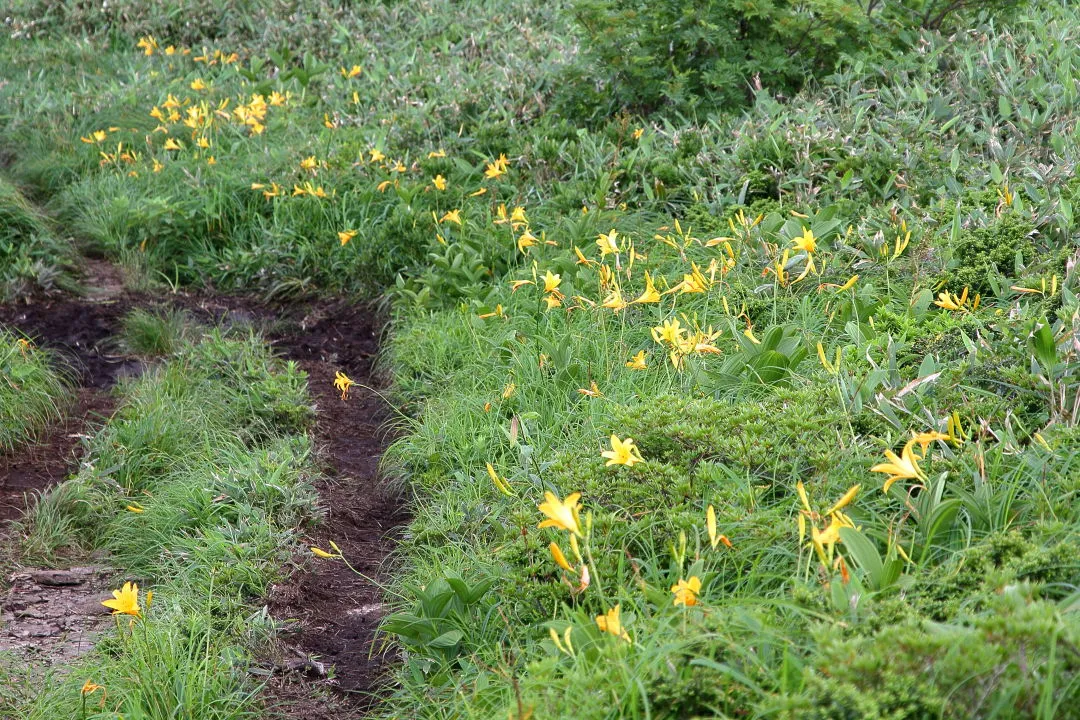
0, 331, 69, 453
1, 0, 1079, 716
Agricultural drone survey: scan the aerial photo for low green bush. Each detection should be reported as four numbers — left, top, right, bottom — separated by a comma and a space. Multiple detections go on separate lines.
566, 0, 1028, 117
0, 331, 70, 452
0, 177, 74, 299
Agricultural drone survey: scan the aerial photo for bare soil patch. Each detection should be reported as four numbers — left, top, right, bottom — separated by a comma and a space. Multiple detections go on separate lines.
0, 294, 127, 520
0, 295, 138, 389
0, 566, 116, 665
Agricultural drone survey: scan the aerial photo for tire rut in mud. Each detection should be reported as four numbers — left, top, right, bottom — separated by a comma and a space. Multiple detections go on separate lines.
0, 296, 127, 521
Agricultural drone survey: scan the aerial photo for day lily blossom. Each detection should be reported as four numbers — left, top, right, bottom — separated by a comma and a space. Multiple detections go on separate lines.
626, 350, 648, 370
671, 576, 702, 607
543, 271, 562, 294
333, 371, 355, 400
596, 605, 632, 643
632, 271, 661, 304
871, 438, 927, 492
102, 582, 141, 617
596, 229, 620, 257
602, 434, 644, 467
537, 491, 582, 537
792, 227, 817, 254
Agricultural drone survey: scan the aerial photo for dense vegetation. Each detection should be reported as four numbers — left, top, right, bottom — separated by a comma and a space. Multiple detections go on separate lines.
0, 331, 68, 452
2, 0, 1079, 717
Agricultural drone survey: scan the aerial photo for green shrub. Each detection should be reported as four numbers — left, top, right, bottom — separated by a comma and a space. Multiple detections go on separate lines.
0, 332, 70, 452
566, 0, 1027, 117
800, 594, 1080, 719
0, 177, 73, 299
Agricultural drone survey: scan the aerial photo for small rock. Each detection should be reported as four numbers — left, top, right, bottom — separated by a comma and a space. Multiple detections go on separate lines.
26, 624, 60, 638
79, 595, 115, 616
284, 657, 327, 677
29, 570, 85, 587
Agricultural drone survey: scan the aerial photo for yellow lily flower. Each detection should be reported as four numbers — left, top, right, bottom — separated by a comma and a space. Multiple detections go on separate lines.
871, 438, 927, 492
625, 350, 648, 370
671, 576, 702, 607
508, 206, 527, 227
101, 582, 141, 617
484, 156, 508, 179
911, 430, 951, 456
543, 271, 561, 293
81, 680, 104, 697
792, 227, 817, 254
537, 491, 582, 537
596, 605, 631, 643
136, 35, 158, 55
574, 246, 595, 266
601, 434, 644, 467
333, 371, 355, 400
596, 229, 620, 257
601, 286, 627, 312
517, 228, 538, 254
651, 317, 686, 347
632, 271, 661, 304
577, 381, 602, 398
810, 512, 855, 564
934, 287, 974, 312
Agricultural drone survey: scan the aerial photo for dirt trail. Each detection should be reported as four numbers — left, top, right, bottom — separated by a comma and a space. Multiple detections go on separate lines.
0, 292, 128, 519
0, 286, 405, 713
0, 292, 125, 664
179, 296, 407, 717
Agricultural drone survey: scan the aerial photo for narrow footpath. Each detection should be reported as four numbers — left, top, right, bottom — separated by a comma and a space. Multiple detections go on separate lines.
0, 283, 405, 716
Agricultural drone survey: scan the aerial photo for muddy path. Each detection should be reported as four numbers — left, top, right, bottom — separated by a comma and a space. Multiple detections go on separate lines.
178, 295, 408, 717
0, 286, 405, 715
0, 292, 125, 665
0, 294, 127, 522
